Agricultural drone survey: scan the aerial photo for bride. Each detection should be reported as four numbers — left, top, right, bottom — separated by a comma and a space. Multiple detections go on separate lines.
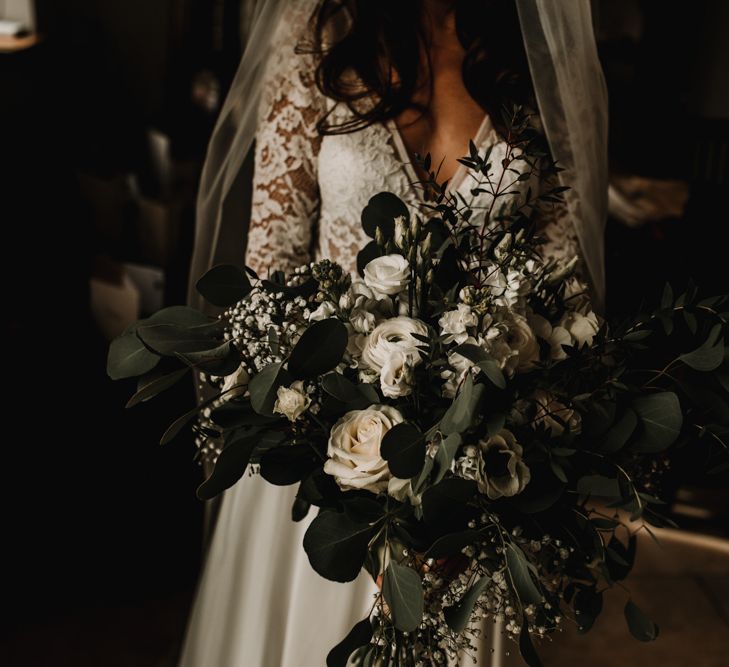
181, 1, 607, 665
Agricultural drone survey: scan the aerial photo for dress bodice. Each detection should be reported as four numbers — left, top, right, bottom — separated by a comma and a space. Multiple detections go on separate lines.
244, 9, 579, 278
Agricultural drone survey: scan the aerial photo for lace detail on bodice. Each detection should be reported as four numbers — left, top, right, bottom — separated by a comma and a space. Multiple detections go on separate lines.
245, 19, 580, 279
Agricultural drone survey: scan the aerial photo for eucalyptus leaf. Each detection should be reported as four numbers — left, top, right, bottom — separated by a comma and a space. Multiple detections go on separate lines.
137, 323, 221, 355
576, 474, 621, 498
381, 423, 425, 478
440, 374, 485, 435
506, 544, 542, 605
519, 618, 543, 667
303, 511, 374, 582
624, 599, 659, 641
426, 529, 480, 560
434, 432, 462, 484
249, 362, 292, 416
126, 367, 189, 408
196, 435, 258, 500
443, 576, 490, 632
146, 305, 212, 327
361, 192, 408, 240
382, 562, 424, 632
632, 392, 682, 453
327, 617, 373, 667
196, 264, 252, 307
600, 408, 638, 453
107, 333, 160, 380
679, 324, 724, 371
288, 319, 348, 379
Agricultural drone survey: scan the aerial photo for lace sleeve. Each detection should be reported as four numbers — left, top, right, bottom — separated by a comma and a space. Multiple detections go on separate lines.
244, 20, 324, 277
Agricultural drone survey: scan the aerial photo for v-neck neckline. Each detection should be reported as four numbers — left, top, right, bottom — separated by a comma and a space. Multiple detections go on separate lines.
385, 113, 494, 206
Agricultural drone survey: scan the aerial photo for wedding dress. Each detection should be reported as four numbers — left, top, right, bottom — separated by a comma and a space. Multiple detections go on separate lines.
179, 8, 581, 667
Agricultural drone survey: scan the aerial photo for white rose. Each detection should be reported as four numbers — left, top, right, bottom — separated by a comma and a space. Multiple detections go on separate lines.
323, 405, 404, 493
505, 314, 540, 372
439, 304, 478, 345
549, 310, 600, 360
474, 429, 531, 499
361, 316, 428, 371
380, 350, 414, 398
364, 254, 410, 297
221, 364, 250, 398
533, 389, 582, 435
273, 380, 311, 422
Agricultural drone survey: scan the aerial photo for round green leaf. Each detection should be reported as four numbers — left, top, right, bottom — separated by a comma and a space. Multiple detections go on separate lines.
381, 423, 425, 478
288, 318, 348, 379
196, 435, 258, 500
303, 511, 374, 583
249, 361, 292, 416
137, 323, 221, 355
107, 333, 160, 380
126, 367, 189, 407
327, 617, 373, 667
632, 392, 682, 453
361, 192, 408, 240
196, 264, 252, 307
382, 562, 424, 632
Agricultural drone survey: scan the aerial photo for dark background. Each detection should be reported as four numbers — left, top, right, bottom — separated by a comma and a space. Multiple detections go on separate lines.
1, 1, 727, 665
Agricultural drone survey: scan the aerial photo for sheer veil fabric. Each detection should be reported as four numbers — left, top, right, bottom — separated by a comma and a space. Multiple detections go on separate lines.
187, 0, 608, 314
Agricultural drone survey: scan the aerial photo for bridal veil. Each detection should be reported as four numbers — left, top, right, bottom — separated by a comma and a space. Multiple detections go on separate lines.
187, 0, 608, 312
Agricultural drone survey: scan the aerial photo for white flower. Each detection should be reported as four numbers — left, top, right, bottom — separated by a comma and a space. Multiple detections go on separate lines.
549, 310, 601, 360
349, 307, 376, 335
380, 349, 414, 398
364, 254, 410, 297
361, 316, 427, 371
221, 364, 250, 398
473, 429, 531, 499
439, 304, 478, 345
532, 389, 581, 435
273, 380, 311, 421
506, 314, 540, 372
309, 301, 336, 322
323, 405, 404, 493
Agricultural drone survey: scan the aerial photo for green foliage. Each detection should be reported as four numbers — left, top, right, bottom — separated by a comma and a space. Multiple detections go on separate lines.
382, 562, 424, 632
196, 264, 252, 307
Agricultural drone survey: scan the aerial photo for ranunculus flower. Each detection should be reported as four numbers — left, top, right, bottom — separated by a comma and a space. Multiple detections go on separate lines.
474, 429, 530, 499
439, 304, 478, 345
532, 389, 581, 435
273, 380, 311, 421
363, 254, 410, 297
323, 405, 404, 493
360, 316, 428, 397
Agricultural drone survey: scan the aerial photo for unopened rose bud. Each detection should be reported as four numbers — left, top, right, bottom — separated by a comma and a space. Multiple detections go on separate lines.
394, 215, 408, 250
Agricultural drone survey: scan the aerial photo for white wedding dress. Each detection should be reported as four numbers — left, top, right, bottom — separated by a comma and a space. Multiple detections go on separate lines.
179, 7, 580, 667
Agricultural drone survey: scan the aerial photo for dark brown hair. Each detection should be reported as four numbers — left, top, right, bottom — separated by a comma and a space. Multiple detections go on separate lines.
303, 0, 536, 138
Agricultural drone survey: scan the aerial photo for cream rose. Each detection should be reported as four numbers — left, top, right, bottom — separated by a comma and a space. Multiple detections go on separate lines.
533, 389, 582, 435
273, 380, 311, 421
439, 304, 478, 345
549, 310, 600, 360
363, 254, 410, 297
474, 429, 530, 499
323, 405, 404, 493
505, 314, 540, 372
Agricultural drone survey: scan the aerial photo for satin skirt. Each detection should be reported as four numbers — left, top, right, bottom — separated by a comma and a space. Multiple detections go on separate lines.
178, 470, 379, 667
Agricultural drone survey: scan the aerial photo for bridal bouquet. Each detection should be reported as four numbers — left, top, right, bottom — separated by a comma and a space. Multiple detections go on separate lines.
108, 108, 728, 665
